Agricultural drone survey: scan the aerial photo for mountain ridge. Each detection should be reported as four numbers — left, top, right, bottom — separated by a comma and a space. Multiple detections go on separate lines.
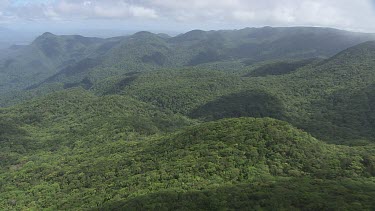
1, 26, 375, 96
1, 26, 375, 210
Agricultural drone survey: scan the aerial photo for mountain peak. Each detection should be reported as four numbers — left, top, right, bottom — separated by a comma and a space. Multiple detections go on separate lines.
131, 31, 155, 37
32, 32, 57, 44
41, 32, 56, 37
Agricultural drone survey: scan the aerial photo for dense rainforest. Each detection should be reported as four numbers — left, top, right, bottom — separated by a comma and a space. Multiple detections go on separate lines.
0, 27, 375, 210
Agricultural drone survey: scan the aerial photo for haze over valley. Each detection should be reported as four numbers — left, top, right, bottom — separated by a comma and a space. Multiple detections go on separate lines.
1, 0, 375, 210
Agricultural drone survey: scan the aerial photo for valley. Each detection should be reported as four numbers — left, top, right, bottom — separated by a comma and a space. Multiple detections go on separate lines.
0, 27, 375, 210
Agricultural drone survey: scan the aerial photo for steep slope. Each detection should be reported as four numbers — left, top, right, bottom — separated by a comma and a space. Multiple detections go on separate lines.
2, 27, 374, 99
104, 179, 374, 210
0, 33, 104, 93
1, 27, 375, 211
115, 41, 375, 144
0, 88, 194, 153
101, 118, 375, 210
1, 29, 375, 144
103, 178, 375, 210
279, 41, 375, 143
1, 117, 374, 210
170, 27, 375, 63
243, 58, 319, 77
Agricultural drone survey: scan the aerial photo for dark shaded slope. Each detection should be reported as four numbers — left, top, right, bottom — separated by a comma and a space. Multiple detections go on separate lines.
4, 26, 374, 97
243, 59, 317, 77
190, 90, 287, 121
101, 178, 375, 211
1, 116, 374, 210
121, 41, 375, 144
285, 41, 375, 144
0, 33, 105, 93
97, 118, 375, 210
305, 84, 375, 144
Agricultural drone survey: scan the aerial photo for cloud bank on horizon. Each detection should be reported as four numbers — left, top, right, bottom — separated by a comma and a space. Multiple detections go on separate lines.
1, 0, 375, 32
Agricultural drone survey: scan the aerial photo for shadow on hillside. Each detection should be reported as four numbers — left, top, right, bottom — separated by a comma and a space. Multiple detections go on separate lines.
0, 119, 27, 140
0, 117, 33, 154
103, 74, 140, 95
26, 58, 101, 90
95, 178, 375, 210
243, 59, 316, 77
187, 49, 224, 66
302, 84, 375, 145
141, 52, 168, 66
189, 90, 286, 121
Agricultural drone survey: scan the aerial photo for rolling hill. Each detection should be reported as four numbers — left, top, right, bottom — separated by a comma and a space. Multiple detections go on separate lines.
1, 102, 374, 210
1, 27, 374, 96
1, 27, 375, 210
2, 38, 374, 144
0, 33, 105, 94
111, 41, 375, 144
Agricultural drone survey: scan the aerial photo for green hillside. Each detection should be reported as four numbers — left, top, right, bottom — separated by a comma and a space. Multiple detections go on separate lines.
1, 27, 374, 97
102, 178, 375, 210
1, 27, 375, 210
33, 27, 375, 87
113, 41, 375, 144
0, 33, 104, 94
1, 112, 374, 210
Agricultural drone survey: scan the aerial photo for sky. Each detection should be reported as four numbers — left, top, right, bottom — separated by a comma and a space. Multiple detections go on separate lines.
1, 0, 375, 34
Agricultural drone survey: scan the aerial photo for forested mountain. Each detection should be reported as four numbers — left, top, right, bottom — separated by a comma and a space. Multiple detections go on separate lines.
0, 33, 104, 94
1, 27, 375, 210
1, 101, 374, 210
92, 41, 375, 144
1, 27, 374, 96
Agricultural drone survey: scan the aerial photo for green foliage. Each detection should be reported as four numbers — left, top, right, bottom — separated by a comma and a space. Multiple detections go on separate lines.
0, 88, 194, 153
190, 90, 287, 121
243, 58, 318, 77
1, 29, 375, 210
115, 42, 375, 144
0, 33, 104, 94
102, 178, 375, 211
0, 117, 374, 210
1, 27, 373, 96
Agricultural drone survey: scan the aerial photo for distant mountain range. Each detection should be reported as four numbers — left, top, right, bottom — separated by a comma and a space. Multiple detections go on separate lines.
1, 27, 374, 95
1, 26, 375, 210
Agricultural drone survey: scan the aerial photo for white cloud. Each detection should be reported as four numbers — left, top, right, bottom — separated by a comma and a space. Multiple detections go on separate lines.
83, 1, 92, 7
53, 1, 158, 19
1, 0, 158, 21
232, 11, 256, 22
1, 0, 375, 32
147, 0, 375, 31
